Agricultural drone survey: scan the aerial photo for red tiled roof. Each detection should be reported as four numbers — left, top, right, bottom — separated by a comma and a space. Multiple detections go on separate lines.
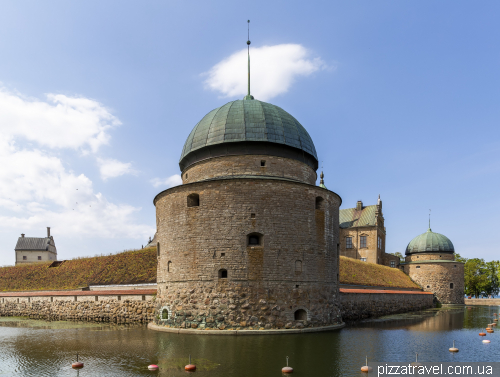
340, 288, 432, 295
0, 289, 157, 297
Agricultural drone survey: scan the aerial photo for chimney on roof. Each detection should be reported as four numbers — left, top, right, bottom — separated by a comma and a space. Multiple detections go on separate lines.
21, 233, 25, 238
47, 227, 50, 237
356, 201, 363, 211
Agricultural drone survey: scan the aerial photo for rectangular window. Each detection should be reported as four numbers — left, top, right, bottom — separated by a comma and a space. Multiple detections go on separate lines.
378, 237, 382, 249
390, 261, 395, 268
346, 237, 353, 249
23, 256, 27, 260
38, 256, 41, 260
360, 236, 367, 248
360, 258, 367, 262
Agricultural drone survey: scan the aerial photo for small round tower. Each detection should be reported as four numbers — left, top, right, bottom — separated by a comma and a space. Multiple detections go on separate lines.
153, 97, 343, 331
403, 227, 464, 305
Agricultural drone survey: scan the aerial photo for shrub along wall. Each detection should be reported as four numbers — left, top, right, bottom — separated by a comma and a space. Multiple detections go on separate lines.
0, 248, 157, 291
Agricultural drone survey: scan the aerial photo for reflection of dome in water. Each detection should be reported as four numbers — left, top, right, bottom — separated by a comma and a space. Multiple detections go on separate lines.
179, 99, 318, 171
405, 228, 454, 255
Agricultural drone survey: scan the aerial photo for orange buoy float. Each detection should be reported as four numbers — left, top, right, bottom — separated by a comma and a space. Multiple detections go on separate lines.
282, 356, 293, 374
148, 364, 159, 371
495, 319, 498, 322
72, 353, 84, 369
449, 340, 459, 352
487, 329, 494, 333
479, 331, 487, 336
185, 355, 196, 372
361, 356, 373, 373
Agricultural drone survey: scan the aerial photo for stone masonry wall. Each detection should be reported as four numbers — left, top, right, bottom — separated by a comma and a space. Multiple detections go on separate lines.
406, 253, 454, 262
404, 262, 464, 304
154, 175, 342, 330
182, 155, 317, 185
0, 292, 156, 323
341, 290, 434, 321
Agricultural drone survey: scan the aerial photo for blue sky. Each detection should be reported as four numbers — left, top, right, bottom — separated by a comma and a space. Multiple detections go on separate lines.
0, 1, 498, 265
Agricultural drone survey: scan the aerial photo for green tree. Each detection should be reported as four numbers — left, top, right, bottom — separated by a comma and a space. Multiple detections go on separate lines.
464, 258, 489, 297
484, 261, 500, 297
454, 253, 467, 263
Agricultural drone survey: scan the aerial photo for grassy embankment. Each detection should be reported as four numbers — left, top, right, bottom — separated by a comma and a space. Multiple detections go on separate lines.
0, 249, 418, 292
339, 256, 419, 289
0, 248, 156, 292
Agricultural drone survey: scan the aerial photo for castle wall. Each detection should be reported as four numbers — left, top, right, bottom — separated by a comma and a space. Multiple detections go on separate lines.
154, 177, 342, 330
405, 253, 454, 262
182, 155, 317, 185
340, 288, 434, 321
404, 262, 464, 304
0, 290, 156, 323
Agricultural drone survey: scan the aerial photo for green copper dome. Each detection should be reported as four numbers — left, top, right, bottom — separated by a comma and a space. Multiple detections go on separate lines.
179, 99, 318, 171
405, 228, 455, 255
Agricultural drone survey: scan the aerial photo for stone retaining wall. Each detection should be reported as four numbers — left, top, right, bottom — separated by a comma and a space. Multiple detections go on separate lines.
340, 288, 434, 321
0, 290, 156, 323
465, 299, 500, 306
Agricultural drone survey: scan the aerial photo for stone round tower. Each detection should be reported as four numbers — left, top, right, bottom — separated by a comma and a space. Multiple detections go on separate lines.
403, 228, 464, 305
153, 98, 343, 331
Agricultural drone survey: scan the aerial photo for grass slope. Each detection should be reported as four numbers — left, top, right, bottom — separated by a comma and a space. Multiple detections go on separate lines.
0, 248, 157, 292
339, 256, 419, 289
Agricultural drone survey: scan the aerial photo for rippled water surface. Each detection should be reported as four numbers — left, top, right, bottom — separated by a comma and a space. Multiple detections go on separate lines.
0, 306, 499, 376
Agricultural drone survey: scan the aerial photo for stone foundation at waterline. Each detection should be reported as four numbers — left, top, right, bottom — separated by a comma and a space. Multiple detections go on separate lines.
0, 290, 156, 323
154, 281, 342, 331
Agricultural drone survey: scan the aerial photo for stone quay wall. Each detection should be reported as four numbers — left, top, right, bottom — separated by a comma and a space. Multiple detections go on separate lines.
340, 288, 434, 321
154, 174, 343, 331
0, 290, 156, 323
465, 299, 500, 306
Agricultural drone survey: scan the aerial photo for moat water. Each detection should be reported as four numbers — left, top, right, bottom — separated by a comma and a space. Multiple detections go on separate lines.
0, 306, 498, 376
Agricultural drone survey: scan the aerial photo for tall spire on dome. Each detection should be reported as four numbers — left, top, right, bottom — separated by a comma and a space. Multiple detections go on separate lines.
428, 209, 432, 232
244, 20, 254, 100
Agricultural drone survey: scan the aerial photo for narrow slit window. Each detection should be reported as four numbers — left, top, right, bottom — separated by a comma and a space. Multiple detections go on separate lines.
450, 283, 454, 289
167, 261, 172, 272
315, 197, 324, 210
295, 260, 302, 273
260, 160, 266, 167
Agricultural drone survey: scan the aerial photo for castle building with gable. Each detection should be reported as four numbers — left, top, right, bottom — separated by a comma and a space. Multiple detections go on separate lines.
15, 227, 57, 265
339, 197, 400, 268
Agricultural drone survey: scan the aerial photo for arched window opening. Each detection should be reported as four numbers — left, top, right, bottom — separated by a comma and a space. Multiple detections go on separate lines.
161, 308, 169, 320
294, 309, 307, 321
187, 193, 200, 207
315, 197, 324, 210
167, 261, 172, 272
247, 233, 262, 246
295, 260, 302, 273
157, 242, 160, 257
450, 283, 454, 289
219, 269, 228, 279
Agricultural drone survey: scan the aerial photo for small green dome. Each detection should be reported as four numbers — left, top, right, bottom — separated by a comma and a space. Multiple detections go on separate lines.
179, 99, 318, 171
405, 228, 455, 255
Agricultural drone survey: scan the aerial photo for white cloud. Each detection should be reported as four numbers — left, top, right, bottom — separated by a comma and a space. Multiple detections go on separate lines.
204, 44, 328, 101
0, 140, 152, 239
150, 175, 182, 188
97, 158, 135, 180
0, 87, 153, 250
0, 88, 120, 152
